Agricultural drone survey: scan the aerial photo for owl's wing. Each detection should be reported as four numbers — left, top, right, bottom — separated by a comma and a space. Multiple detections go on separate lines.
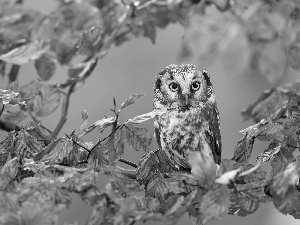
205, 104, 222, 164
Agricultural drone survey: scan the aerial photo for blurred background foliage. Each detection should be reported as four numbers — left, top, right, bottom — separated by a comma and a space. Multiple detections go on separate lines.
1, 0, 300, 224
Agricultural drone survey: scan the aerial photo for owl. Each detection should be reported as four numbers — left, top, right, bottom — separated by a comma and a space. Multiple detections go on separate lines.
153, 64, 221, 169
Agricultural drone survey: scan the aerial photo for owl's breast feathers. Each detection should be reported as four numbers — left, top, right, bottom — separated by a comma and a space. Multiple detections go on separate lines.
154, 103, 221, 168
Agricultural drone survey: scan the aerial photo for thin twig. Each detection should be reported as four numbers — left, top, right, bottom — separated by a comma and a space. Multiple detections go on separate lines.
238, 159, 262, 178
51, 83, 76, 139
119, 158, 138, 168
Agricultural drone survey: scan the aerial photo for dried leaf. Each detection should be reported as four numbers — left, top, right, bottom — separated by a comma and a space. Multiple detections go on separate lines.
37, 137, 79, 166
79, 115, 115, 137
0, 40, 49, 65
125, 108, 167, 126
123, 125, 152, 153
0, 132, 16, 168
79, 109, 89, 133
34, 54, 56, 81
119, 93, 145, 111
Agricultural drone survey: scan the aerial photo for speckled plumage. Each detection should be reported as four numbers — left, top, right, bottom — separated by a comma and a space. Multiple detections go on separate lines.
153, 64, 221, 168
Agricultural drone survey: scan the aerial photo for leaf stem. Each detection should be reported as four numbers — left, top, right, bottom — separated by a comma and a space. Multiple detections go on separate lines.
119, 158, 138, 168
238, 159, 262, 178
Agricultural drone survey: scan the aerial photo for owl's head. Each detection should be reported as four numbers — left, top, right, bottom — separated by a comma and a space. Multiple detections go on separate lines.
153, 64, 215, 110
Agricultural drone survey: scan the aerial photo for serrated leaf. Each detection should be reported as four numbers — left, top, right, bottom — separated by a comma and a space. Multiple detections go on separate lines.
119, 93, 145, 111
147, 175, 194, 202
125, 108, 167, 126
137, 149, 177, 187
103, 165, 143, 195
0, 157, 19, 190
105, 128, 125, 163
13, 129, 44, 159
0, 132, 16, 168
229, 194, 260, 217
270, 145, 295, 179
88, 143, 109, 170
0, 40, 49, 65
199, 185, 231, 224
123, 125, 152, 153
34, 54, 56, 81
78, 115, 115, 137
37, 137, 79, 166
188, 151, 217, 188
20, 81, 62, 117
232, 131, 254, 163
256, 143, 281, 162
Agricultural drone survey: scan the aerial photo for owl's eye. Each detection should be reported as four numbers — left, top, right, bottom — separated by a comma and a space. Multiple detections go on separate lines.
191, 81, 200, 91
169, 82, 179, 92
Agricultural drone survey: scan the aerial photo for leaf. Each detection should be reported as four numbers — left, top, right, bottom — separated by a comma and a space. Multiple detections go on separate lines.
12, 129, 44, 159
24, 159, 86, 183
123, 125, 152, 153
79, 109, 89, 133
88, 143, 109, 170
125, 108, 167, 126
0, 88, 19, 105
188, 151, 217, 188
271, 162, 300, 198
0, 40, 49, 65
76, 26, 104, 56
37, 137, 79, 166
105, 128, 125, 163
78, 115, 115, 137
136, 149, 177, 188
270, 145, 295, 179
256, 143, 281, 162
272, 186, 300, 219
64, 170, 102, 206
119, 93, 145, 111
163, 191, 197, 225
0, 157, 19, 191
20, 81, 62, 117
198, 185, 231, 224
34, 54, 56, 81
102, 165, 143, 195
146, 175, 194, 202
241, 88, 289, 122
0, 132, 16, 169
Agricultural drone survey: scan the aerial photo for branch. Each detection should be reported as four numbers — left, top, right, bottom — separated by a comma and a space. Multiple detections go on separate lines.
51, 82, 76, 139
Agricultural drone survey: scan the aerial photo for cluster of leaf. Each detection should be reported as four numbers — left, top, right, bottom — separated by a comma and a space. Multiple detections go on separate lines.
180, 0, 300, 84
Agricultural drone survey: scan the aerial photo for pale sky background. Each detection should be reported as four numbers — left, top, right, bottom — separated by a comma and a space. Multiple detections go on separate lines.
0, 1, 299, 225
